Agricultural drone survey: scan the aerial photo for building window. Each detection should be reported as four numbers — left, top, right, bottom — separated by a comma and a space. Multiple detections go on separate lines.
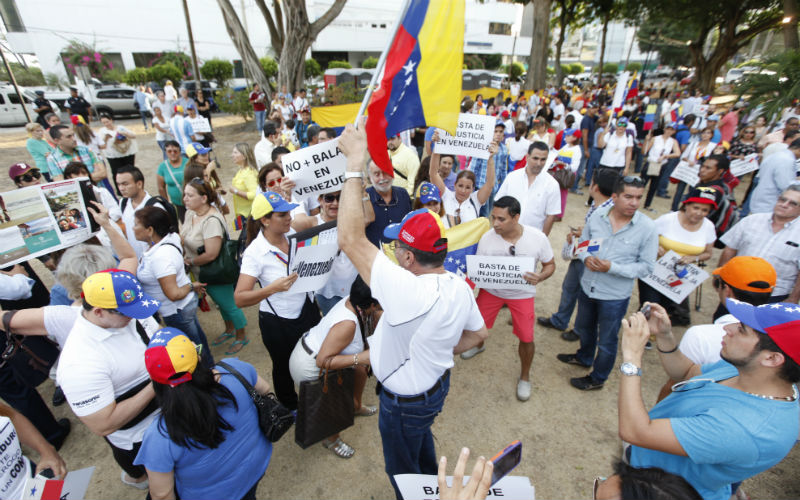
489, 22, 511, 36
0, 0, 25, 32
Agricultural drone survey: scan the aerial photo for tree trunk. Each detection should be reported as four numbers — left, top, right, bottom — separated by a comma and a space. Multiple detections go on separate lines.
555, 4, 568, 86
598, 13, 609, 81
216, 0, 270, 98
526, 0, 552, 90
688, 40, 736, 94
784, 0, 800, 49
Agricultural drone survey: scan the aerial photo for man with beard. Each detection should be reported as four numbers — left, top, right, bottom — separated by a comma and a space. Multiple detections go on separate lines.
365, 160, 412, 248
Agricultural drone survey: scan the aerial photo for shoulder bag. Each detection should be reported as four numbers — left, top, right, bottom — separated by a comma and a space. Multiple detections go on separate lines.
216, 361, 294, 442
198, 215, 240, 285
0, 310, 60, 387
295, 356, 355, 449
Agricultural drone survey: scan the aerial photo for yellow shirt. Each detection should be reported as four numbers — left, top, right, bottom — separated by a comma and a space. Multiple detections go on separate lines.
389, 143, 421, 196
232, 167, 259, 217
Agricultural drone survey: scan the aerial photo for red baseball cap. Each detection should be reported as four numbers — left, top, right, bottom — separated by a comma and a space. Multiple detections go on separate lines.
9, 163, 35, 180
726, 298, 800, 364
383, 209, 448, 253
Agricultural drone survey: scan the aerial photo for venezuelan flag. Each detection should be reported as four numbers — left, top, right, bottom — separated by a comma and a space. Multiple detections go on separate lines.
643, 104, 657, 131
366, 0, 464, 176
626, 72, 639, 100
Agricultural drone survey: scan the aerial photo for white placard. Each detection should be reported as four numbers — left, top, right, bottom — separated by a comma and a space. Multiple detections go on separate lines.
670, 161, 699, 187
282, 139, 346, 200
287, 243, 339, 293
434, 113, 498, 160
23, 466, 95, 500
466, 255, 535, 291
395, 474, 535, 500
611, 71, 631, 110
729, 153, 760, 177
187, 115, 211, 133
641, 250, 710, 303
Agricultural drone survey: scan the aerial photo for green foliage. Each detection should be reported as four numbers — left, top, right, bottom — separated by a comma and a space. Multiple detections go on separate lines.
149, 63, 183, 85
560, 64, 571, 75
323, 81, 361, 105
123, 68, 151, 86
150, 52, 193, 77
328, 60, 352, 69
735, 50, 800, 122
0, 63, 45, 86
103, 69, 126, 83
200, 59, 233, 85
464, 54, 484, 69
215, 88, 253, 121
44, 72, 69, 90
602, 62, 619, 73
60, 40, 116, 79
546, 66, 555, 76
636, 19, 693, 68
260, 57, 279, 79
483, 53, 503, 70
625, 62, 642, 72
305, 59, 323, 79
568, 62, 584, 74
736, 58, 762, 68
502, 62, 525, 81
362, 56, 379, 69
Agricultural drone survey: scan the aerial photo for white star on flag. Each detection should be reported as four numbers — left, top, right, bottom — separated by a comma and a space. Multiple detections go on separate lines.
138, 293, 144, 299
402, 60, 416, 75
405, 74, 413, 87
770, 304, 783, 309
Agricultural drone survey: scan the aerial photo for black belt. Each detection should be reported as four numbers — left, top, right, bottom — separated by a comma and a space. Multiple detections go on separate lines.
301, 336, 316, 359
381, 369, 450, 403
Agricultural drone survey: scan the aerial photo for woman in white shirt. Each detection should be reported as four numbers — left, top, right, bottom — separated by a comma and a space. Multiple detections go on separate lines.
272, 95, 293, 122
235, 191, 321, 412
429, 143, 496, 225
288, 276, 381, 458
505, 121, 532, 170
597, 118, 633, 173
672, 127, 717, 211
133, 206, 212, 365
98, 114, 137, 194
151, 106, 173, 161
642, 124, 681, 211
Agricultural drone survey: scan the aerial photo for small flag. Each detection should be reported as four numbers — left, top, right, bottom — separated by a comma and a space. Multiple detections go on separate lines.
576, 239, 602, 254
643, 104, 657, 131
234, 214, 247, 231
626, 72, 639, 100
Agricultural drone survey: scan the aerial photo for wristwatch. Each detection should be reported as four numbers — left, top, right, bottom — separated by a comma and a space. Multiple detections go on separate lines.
619, 362, 642, 377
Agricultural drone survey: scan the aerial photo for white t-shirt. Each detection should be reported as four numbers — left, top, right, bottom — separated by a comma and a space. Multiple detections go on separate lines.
152, 115, 172, 141
43, 304, 81, 347
552, 102, 566, 129
153, 99, 174, 120
137, 233, 194, 316
57, 313, 160, 449
303, 297, 363, 355
0, 417, 31, 500
495, 169, 562, 230
655, 211, 716, 256
646, 135, 677, 163
120, 193, 167, 260
368, 252, 484, 395
505, 137, 532, 162
442, 189, 481, 224
98, 125, 137, 159
679, 314, 739, 365
254, 138, 276, 168
476, 225, 554, 299
599, 132, 633, 167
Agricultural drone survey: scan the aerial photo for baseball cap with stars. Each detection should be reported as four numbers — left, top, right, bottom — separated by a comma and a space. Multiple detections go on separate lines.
81, 269, 160, 319
726, 298, 800, 364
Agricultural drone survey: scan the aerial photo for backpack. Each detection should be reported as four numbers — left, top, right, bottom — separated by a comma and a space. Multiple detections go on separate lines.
705, 184, 739, 249
120, 195, 180, 233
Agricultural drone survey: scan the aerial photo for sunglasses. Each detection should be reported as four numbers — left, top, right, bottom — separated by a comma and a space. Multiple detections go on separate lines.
620, 175, 645, 188
323, 193, 340, 203
268, 177, 284, 188
15, 170, 41, 183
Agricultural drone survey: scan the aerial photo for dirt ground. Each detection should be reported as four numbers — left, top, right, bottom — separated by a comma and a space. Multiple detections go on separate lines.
1, 117, 799, 500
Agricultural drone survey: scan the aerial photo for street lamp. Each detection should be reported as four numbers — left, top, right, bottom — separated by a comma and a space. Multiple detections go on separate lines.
782, 16, 793, 24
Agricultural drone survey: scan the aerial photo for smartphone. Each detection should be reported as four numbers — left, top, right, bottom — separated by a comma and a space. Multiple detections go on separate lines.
640, 304, 652, 320
489, 440, 521, 485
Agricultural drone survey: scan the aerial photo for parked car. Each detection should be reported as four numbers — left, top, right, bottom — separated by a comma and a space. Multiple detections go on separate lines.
180, 80, 218, 112
87, 84, 138, 118
0, 84, 64, 126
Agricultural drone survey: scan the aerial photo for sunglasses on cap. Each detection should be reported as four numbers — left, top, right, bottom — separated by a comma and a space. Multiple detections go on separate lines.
620, 175, 645, 188
322, 193, 340, 203
15, 170, 41, 183
267, 177, 284, 188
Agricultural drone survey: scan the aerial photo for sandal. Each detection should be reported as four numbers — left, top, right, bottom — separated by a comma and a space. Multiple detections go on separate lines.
356, 405, 377, 417
322, 437, 355, 459
225, 338, 250, 355
212, 331, 235, 346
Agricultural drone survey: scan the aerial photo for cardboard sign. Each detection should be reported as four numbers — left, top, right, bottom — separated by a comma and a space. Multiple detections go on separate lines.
670, 161, 699, 187
282, 139, 346, 200
395, 474, 535, 500
434, 113, 498, 160
287, 243, 339, 293
23, 466, 95, 500
187, 115, 211, 133
729, 153, 760, 177
641, 250, 709, 303
466, 255, 535, 291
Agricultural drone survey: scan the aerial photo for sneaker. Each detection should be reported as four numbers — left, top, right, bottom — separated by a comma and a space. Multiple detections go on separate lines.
570, 375, 604, 391
561, 330, 579, 341
121, 471, 149, 490
537, 316, 564, 331
460, 345, 485, 360
52, 386, 66, 407
516, 379, 531, 401
556, 353, 591, 368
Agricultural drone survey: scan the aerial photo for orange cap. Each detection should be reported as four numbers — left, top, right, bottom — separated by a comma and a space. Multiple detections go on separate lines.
712, 256, 775, 294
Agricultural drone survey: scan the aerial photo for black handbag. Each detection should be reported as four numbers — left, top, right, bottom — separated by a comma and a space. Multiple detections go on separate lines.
295, 357, 355, 449
198, 216, 240, 285
216, 361, 294, 442
0, 310, 60, 387
549, 165, 576, 190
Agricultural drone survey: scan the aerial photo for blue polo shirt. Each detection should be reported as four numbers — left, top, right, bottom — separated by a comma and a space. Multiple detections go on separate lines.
365, 186, 412, 247
675, 124, 692, 147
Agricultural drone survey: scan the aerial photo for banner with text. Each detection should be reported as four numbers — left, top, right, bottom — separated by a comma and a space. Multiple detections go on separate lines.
466, 255, 535, 291
288, 243, 339, 293
395, 474, 535, 500
729, 153, 760, 177
641, 250, 709, 303
283, 139, 346, 201
670, 161, 699, 187
434, 113, 497, 159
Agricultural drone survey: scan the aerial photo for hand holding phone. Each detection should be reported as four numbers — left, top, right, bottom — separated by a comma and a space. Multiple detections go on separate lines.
490, 440, 522, 485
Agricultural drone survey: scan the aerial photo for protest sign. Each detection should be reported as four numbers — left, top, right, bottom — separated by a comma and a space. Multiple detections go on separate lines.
288, 220, 337, 262
287, 243, 339, 293
670, 161, 699, 187
729, 153, 760, 177
466, 255, 535, 291
282, 139, 346, 200
0, 179, 96, 267
187, 115, 211, 133
395, 474, 535, 500
434, 113, 497, 160
23, 466, 95, 500
641, 250, 710, 303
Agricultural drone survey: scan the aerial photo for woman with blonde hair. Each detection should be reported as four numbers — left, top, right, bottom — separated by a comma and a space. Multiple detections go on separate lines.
229, 142, 260, 230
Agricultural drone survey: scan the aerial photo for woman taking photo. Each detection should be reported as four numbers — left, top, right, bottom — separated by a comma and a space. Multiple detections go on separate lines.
429, 140, 496, 225
97, 113, 137, 194
133, 206, 212, 365
181, 178, 248, 355
235, 191, 321, 411
229, 142, 260, 230
641, 124, 681, 211
135, 328, 272, 500
288, 277, 381, 458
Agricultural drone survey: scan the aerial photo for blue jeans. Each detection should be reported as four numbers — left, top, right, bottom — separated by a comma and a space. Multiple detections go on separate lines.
139, 110, 149, 129
162, 296, 214, 368
671, 181, 688, 211
656, 158, 680, 197
584, 148, 602, 186
315, 294, 342, 315
574, 289, 630, 383
549, 259, 585, 330
739, 175, 759, 218
379, 373, 450, 500
254, 110, 266, 133
157, 140, 167, 161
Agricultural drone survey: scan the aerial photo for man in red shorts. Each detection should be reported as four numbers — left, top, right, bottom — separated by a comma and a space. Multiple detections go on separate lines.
460, 195, 555, 401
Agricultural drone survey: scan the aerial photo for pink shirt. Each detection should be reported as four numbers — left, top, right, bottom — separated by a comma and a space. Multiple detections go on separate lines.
718, 111, 738, 144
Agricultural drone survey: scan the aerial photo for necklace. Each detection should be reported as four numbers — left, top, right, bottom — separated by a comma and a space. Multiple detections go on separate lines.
744, 384, 798, 402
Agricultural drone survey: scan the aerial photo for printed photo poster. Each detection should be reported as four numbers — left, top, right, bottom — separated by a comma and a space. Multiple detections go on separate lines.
0, 179, 96, 267
434, 113, 497, 160
641, 250, 710, 303
287, 220, 339, 293
282, 139, 346, 201
466, 255, 536, 291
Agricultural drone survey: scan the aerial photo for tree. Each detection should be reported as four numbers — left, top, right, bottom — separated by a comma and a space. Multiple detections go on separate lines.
586, 0, 625, 81
362, 56, 379, 69
0, 63, 45, 86
785, 0, 800, 49
215, 88, 253, 122
328, 60, 352, 69
124, 68, 151, 86
553, 0, 585, 86
464, 54, 484, 69
602, 62, 619, 73
569, 62, 585, 74
305, 59, 323, 79
636, 18, 693, 68
216, 0, 270, 95
150, 52, 193, 78
149, 63, 183, 85
504, 61, 526, 81
526, 0, 552, 90
625, 61, 642, 72
200, 59, 234, 85
735, 50, 800, 121
260, 56, 279, 89
483, 53, 503, 70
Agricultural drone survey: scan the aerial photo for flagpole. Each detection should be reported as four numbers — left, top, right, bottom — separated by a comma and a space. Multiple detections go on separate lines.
354, 0, 413, 126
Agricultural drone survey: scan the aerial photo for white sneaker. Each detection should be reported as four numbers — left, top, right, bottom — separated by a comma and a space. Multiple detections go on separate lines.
516, 379, 531, 401
460, 346, 485, 360
121, 471, 149, 490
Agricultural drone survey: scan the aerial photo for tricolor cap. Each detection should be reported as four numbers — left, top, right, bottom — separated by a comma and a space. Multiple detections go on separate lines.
185, 142, 211, 158
70, 114, 86, 126
9, 162, 34, 180
383, 208, 447, 254
713, 256, 775, 294
81, 269, 160, 319
683, 187, 719, 208
174, 104, 184, 114
726, 298, 800, 364
418, 182, 442, 205
616, 117, 629, 126
563, 128, 578, 137
145, 328, 198, 387
251, 191, 299, 219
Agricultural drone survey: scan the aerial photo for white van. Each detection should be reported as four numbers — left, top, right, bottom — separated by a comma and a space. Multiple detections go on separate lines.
0, 84, 38, 126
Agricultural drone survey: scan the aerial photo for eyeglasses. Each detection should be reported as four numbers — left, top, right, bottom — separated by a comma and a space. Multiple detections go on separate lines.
15, 170, 41, 183
592, 477, 606, 500
268, 177, 284, 188
509, 245, 516, 256
323, 193, 340, 203
778, 196, 800, 208
620, 175, 645, 188
744, 130, 756, 134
